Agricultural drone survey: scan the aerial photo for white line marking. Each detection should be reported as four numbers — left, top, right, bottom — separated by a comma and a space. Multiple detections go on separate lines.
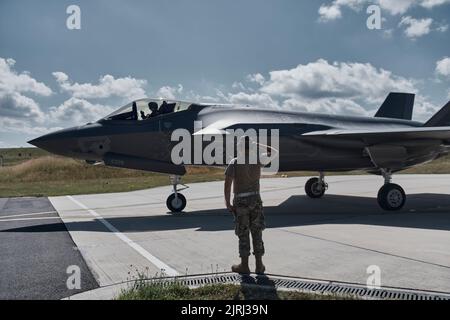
0, 211, 57, 219
0, 217, 60, 222
66, 195, 179, 276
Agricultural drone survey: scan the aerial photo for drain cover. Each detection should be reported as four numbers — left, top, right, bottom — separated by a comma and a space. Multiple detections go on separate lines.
144, 273, 450, 300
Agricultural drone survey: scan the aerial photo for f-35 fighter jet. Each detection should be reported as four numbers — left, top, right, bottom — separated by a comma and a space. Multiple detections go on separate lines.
29, 93, 450, 212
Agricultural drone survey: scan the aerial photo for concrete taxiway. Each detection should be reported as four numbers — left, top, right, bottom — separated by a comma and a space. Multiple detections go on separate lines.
2, 174, 449, 299
44, 174, 450, 298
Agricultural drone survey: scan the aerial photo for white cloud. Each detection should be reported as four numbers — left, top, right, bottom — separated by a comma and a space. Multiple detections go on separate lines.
225, 59, 441, 120
436, 23, 449, 32
49, 97, 115, 125
282, 96, 368, 115
414, 94, 442, 120
0, 92, 45, 121
0, 58, 52, 96
155, 84, 184, 100
53, 72, 147, 100
232, 81, 248, 91
436, 57, 450, 77
399, 16, 433, 38
246, 73, 266, 86
318, 0, 450, 20
226, 92, 280, 109
318, 0, 367, 21
1, 57, 148, 137
183, 89, 222, 103
0, 117, 61, 135
318, 3, 342, 21
52, 71, 69, 83
260, 59, 415, 100
420, 0, 450, 8
379, 0, 416, 15
0, 57, 51, 124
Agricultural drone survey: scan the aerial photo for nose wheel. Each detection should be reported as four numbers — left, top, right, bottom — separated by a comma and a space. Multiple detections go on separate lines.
167, 193, 187, 212
166, 175, 188, 213
377, 170, 406, 211
305, 172, 327, 198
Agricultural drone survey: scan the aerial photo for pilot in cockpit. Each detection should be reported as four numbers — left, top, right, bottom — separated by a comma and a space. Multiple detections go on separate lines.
159, 100, 176, 114
148, 102, 160, 118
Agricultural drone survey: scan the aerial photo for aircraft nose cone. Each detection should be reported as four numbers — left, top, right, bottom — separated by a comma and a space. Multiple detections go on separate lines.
28, 132, 66, 154
28, 127, 82, 156
28, 123, 105, 158
28, 136, 48, 149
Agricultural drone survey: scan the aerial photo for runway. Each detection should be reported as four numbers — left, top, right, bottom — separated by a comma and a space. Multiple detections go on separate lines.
2, 174, 450, 299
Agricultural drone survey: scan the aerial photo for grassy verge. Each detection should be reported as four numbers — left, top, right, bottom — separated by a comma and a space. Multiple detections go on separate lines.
0, 147, 49, 166
117, 281, 352, 300
0, 156, 224, 197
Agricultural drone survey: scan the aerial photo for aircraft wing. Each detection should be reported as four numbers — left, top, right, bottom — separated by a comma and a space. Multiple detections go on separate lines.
303, 127, 450, 144
302, 126, 450, 169
192, 120, 235, 136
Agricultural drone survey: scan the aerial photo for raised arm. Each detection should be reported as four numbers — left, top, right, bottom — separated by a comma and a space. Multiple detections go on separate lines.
257, 142, 279, 166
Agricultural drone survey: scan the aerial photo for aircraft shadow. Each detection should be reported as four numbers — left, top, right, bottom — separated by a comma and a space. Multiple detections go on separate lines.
3, 193, 450, 234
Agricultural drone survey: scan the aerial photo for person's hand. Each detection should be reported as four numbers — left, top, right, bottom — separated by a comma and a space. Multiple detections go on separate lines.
226, 203, 236, 215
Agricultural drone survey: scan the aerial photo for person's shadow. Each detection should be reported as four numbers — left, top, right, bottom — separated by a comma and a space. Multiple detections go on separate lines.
235, 274, 279, 300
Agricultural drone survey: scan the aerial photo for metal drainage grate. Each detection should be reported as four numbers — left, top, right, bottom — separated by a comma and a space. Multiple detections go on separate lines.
144, 273, 450, 300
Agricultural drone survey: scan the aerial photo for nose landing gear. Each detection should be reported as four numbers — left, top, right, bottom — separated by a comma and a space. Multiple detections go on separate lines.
166, 175, 188, 213
305, 172, 328, 198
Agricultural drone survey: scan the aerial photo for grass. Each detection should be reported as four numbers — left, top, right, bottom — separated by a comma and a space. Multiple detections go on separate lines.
0, 147, 49, 166
0, 155, 224, 197
117, 281, 351, 300
1, 147, 450, 197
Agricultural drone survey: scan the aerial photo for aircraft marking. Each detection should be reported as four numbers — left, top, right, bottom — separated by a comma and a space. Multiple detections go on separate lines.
66, 195, 179, 276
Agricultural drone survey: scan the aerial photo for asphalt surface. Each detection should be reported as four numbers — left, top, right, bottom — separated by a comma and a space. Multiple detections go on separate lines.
0, 197, 98, 299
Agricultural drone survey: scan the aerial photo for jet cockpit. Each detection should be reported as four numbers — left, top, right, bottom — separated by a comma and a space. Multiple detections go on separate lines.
102, 99, 193, 121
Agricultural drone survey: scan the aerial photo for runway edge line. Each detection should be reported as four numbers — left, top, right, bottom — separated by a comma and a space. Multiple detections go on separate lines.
66, 195, 179, 277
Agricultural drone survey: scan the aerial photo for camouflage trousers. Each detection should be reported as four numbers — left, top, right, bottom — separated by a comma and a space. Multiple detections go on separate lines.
233, 195, 265, 257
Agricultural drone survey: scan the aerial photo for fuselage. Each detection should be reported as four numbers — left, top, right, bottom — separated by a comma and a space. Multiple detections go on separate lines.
30, 100, 441, 175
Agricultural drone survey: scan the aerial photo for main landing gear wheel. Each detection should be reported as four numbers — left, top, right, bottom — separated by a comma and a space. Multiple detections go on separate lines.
166, 175, 189, 213
166, 193, 187, 213
377, 183, 406, 211
305, 175, 327, 199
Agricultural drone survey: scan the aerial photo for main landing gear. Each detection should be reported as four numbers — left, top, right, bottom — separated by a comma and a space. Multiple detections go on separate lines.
166, 175, 188, 213
377, 169, 406, 211
305, 172, 328, 199
304, 170, 406, 211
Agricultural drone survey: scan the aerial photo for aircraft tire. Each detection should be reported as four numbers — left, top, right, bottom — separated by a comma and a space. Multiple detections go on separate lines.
305, 177, 325, 198
167, 193, 187, 213
377, 183, 406, 211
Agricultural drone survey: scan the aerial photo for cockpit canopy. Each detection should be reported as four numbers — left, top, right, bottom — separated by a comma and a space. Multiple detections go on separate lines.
103, 99, 193, 121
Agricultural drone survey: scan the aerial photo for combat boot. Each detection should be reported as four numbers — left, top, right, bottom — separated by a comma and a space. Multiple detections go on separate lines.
231, 256, 250, 274
255, 255, 266, 274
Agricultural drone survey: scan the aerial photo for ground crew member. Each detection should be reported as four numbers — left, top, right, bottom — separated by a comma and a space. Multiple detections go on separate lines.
224, 136, 277, 274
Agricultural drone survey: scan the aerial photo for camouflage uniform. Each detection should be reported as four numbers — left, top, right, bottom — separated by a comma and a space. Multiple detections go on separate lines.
225, 158, 265, 258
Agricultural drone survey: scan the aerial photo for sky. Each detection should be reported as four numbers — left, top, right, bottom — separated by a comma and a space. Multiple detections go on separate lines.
0, 0, 449, 147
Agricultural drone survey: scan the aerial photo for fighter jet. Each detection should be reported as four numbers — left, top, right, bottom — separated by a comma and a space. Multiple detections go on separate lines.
29, 93, 450, 212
